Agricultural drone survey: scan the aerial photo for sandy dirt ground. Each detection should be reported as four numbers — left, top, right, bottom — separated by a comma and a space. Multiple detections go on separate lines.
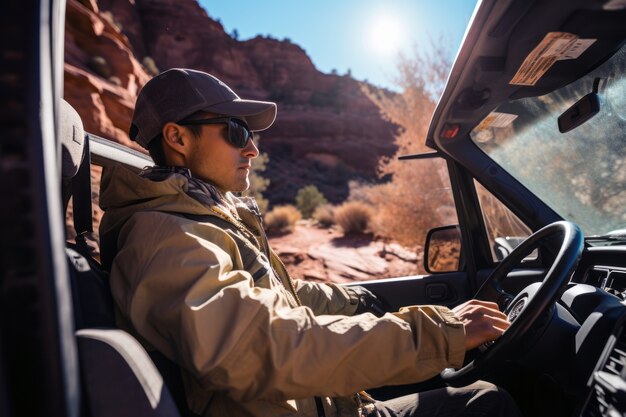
268, 221, 423, 284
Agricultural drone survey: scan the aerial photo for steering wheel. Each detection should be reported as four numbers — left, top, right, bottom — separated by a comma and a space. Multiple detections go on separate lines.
441, 221, 584, 387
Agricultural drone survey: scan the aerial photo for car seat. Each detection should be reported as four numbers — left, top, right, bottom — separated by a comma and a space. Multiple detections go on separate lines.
60, 98, 181, 417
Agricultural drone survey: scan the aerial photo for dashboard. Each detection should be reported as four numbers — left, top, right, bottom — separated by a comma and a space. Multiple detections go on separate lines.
570, 245, 626, 416
584, 265, 626, 301
494, 242, 626, 416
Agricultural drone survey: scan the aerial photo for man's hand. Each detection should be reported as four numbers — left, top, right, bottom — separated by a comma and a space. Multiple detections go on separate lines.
452, 299, 510, 351
350, 286, 386, 317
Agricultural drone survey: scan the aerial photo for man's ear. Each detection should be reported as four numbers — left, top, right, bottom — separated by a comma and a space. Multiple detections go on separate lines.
163, 122, 184, 144
161, 122, 192, 165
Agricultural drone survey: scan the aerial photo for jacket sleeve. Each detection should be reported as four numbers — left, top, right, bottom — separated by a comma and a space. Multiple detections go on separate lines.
110, 211, 466, 402
292, 279, 360, 316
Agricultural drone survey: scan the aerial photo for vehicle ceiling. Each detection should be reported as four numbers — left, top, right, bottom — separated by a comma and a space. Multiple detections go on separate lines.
427, 0, 626, 153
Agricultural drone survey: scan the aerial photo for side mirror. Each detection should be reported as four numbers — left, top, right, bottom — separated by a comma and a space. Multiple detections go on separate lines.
424, 225, 462, 273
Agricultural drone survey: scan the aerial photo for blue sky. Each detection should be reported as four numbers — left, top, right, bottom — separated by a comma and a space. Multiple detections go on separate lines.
198, 1, 478, 90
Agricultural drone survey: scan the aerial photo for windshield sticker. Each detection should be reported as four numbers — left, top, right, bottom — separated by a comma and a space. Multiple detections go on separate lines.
510, 32, 597, 86
555, 39, 597, 60
476, 112, 518, 130
471, 112, 518, 143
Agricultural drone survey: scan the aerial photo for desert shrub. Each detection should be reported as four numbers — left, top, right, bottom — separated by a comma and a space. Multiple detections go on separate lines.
295, 185, 327, 218
334, 201, 373, 235
265, 205, 301, 234
88, 56, 111, 78
312, 204, 335, 228
359, 42, 453, 247
142, 56, 160, 76
357, 158, 455, 246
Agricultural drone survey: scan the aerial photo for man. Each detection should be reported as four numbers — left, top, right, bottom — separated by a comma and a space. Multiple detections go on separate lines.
99, 68, 521, 417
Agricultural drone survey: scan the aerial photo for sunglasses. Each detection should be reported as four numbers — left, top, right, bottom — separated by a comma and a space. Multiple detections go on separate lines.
178, 117, 254, 148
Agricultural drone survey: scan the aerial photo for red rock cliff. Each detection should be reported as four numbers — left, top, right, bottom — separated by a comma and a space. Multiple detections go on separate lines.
64, 0, 398, 204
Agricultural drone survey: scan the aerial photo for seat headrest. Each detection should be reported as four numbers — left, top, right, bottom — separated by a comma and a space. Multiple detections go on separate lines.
60, 99, 85, 179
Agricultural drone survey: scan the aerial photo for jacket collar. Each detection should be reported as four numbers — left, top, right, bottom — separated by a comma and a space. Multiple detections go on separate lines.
140, 165, 253, 223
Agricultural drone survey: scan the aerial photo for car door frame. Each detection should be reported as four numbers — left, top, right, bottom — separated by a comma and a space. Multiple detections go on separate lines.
0, 0, 80, 416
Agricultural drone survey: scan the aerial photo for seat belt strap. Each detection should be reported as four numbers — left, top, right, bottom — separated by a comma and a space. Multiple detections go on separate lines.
315, 397, 327, 417
71, 133, 93, 243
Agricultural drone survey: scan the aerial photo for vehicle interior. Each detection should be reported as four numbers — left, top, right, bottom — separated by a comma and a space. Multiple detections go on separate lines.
2, 0, 626, 416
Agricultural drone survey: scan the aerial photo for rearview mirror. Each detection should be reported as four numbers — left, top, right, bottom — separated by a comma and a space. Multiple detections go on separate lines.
424, 225, 462, 273
558, 78, 604, 133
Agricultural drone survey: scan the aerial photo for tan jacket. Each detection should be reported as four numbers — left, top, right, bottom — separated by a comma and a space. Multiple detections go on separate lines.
99, 164, 466, 417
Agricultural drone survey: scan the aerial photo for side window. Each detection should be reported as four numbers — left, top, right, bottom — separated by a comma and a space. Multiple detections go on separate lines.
474, 180, 532, 261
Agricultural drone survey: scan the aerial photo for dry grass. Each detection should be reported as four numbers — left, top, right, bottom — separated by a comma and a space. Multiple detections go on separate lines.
335, 201, 373, 235
265, 205, 302, 234
312, 204, 335, 228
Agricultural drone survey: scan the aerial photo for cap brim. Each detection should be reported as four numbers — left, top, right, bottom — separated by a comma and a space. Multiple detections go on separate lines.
205, 99, 277, 131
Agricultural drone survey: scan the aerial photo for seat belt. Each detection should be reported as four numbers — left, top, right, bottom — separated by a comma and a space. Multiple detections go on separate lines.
71, 133, 93, 252
315, 397, 327, 417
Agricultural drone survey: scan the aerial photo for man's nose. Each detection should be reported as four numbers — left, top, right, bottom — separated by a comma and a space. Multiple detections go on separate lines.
242, 137, 259, 158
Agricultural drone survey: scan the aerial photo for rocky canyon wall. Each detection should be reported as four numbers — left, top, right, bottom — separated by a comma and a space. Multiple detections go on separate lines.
64, 0, 398, 204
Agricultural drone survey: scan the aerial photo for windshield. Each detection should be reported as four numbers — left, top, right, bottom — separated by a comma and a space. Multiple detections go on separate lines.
471, 44, 626, 237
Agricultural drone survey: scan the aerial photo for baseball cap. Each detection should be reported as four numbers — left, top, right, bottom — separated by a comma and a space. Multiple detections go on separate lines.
129, 68, 277, 148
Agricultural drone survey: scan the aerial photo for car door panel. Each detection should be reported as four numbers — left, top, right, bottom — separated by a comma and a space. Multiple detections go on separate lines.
345, 272, 472, 311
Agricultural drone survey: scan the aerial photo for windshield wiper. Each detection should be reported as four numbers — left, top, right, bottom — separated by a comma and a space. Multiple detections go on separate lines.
587, 229, 626, 245
587, 236, 626, 242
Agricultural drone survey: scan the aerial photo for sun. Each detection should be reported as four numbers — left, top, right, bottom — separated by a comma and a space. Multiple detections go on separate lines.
368, 13, 407, 57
